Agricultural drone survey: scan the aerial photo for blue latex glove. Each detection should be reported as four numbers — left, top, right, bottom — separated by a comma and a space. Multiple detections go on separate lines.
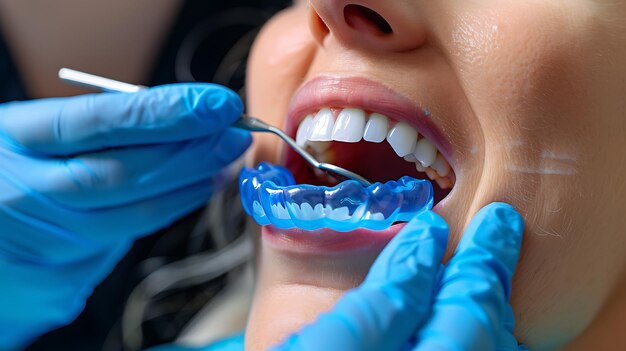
0, 84, 251, 349
273, 202, 526, 351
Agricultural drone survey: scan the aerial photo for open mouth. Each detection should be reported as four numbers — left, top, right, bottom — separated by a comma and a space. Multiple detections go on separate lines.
240, 76, 456, 235
290, 107, 455, 201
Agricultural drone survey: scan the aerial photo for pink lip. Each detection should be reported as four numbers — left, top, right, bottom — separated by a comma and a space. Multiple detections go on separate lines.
263, 223, 408, 255
285, 76, 455, 165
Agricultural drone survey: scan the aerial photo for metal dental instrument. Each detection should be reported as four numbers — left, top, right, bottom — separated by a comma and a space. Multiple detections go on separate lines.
58, 68, 373, 186
231, 117, 371, 186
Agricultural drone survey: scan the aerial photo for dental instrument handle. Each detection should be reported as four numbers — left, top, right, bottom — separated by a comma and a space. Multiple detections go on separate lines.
233, 116, 319, 166
58, 68, 146, 93
58, 68, 372, 186
233, 117, 372, 186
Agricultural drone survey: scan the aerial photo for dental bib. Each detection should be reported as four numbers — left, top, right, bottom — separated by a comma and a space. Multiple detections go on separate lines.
239, 162, 433, 232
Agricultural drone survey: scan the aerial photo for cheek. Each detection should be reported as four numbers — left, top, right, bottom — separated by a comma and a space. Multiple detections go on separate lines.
246, 8, 317, 165
439, 5, 611, 347
443, 5, 598, 221
446, 5, 595, 139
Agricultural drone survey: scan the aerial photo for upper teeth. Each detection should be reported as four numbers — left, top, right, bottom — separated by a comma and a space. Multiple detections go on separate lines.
386, 122, 418, 158
363, 113, 389, 143
333, 108, 366, 142
295, 107, 454, 188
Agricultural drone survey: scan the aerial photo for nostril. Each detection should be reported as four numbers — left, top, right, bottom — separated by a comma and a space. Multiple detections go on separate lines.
344, 4, 393, 35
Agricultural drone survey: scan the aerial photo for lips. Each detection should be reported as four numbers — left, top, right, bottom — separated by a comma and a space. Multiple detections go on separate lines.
260, 75, 456, 253
263, 223, 408, 254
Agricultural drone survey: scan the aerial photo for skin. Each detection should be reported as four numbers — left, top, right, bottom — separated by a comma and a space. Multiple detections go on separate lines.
244, 1, 626, 350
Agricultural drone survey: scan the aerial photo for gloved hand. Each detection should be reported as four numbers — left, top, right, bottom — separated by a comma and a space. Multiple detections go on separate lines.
273, 202, 526, 351
0, 84, 251, 349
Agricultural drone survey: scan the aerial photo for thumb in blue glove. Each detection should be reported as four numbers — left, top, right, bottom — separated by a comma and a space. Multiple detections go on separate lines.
272, 202, 525, 351
413, 203, 524, 351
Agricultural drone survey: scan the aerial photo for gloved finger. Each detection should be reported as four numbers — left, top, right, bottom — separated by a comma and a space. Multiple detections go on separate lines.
33, 128, 251, 209
0, 83, 243, 156
1, 179, 217, 262
412, 202, 524, 351
503, 302, 515, 334
78, 178, 219, 244
494, 303, 521, 351
271, 211, 448, 351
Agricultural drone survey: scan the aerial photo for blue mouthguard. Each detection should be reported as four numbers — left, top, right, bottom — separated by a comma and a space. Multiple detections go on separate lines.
239, 162, 433, 232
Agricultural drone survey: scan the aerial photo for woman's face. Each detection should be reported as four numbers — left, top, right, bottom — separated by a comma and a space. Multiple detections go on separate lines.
243, 1, 626, 350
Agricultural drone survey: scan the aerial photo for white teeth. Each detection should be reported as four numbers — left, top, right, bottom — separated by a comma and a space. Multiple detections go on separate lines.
315, 150, 334, 164
386, 122, 417, 157
260, 203, 364, 222
253, 201, 265, 217
328, 206, 350, 221
271, 203, 290, 220
295, 107, 454, 189
431, 153, 451, 177
414, 151, 454, 189
313, 204, 324, 218
425, 168, 438, 180
415, 162, 426, 172
413, 138, 437, 167
286, 202, 301, 219
404, 154, 417, 162
296, 115, 314, 147
308, 141, 331, 154
363, 113, 389, 143
309, 108, 334, 141
323, 204, 333, 217
371, 213, 385, 221
332, 108, 365, 142
299, 203, 322, 220
364, 212, 385, 221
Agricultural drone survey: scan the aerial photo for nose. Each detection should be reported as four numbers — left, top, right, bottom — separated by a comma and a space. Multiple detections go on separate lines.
308, 0, 427, 53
